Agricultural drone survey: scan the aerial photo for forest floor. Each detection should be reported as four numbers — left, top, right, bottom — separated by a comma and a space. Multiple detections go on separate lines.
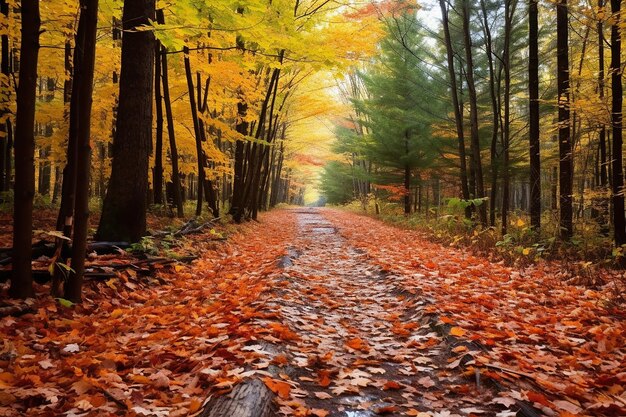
0, 208, 625, 417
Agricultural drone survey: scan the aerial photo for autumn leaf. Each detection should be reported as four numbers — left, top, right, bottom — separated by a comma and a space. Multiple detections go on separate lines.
310, 409, 330, 417
346, 337, 369, 352
449, 327, 466, 337
374, 405, 398, 414
382, 380, 402, 390
317, 370, 332, 387
263, 377, 291, 399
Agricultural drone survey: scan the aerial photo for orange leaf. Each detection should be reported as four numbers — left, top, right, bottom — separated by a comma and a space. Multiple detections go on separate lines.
374, 405, 398, 414
383, 380, 402, 390
189, 398, 203, 413
318, 370, 332, 387
450, 327, 466, 337
527, 391, 551, 407
262, 377, 291, 399
346, 338, 369, 351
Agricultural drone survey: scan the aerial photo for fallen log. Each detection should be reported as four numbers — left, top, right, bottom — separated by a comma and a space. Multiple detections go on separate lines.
0, 303, 35, 318
200, 342, 291, 417
0, 269, 117, 284
199, 378, 274, 417
0, 241, 131, 265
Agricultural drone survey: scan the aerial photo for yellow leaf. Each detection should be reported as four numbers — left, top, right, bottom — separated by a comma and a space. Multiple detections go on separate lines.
110, 309, 123, 319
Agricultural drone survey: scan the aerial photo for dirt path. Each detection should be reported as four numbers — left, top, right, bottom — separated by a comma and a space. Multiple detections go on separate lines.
265, 209, 508, 417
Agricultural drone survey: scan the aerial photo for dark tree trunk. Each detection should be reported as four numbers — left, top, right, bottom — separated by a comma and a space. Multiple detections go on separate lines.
557, 0, 573, 239
97, 0, 155, 242
528, 0, 541, 230
183, 47, 204, 216
480, 0, 501, 227
230, 102, 248, 222
461, 0, 487, 225
404, 131, 411, 215
0, 0, 9, 192
501, 0, 517, 235
611, 0, 625, 245
159, 10, 183, 218
152, 22, 164, 205
439, 0, 470, 219
65, 0, 98, 303
596, 0, 609, 234
10, 0, 40, 298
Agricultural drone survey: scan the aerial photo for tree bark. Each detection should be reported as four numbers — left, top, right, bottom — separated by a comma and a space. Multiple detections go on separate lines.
439, 0, 470, 219
97, 0, 155, 242
557, 0, 573, 239
65, 0, 98, 303
461, 0, 487, 225
10, 0, 40, 298
183, 47, 204, 216
153, 21, 164, 205
610, 0, 625, 245
230, 101, 248, 222
158, 10, 183, 218
501, 0, 518, 235
528, 0, 541, 230
480, 0, 501, 227
0, 0, 9, 192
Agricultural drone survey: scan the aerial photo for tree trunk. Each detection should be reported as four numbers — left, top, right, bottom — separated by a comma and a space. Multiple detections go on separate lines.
10, 0, 40, 298
183, 47, 204, 216
230, 102, 248, 222
557, 0, 573, 239
152, 22, 164, 205
98, 0, 155, 242
501, 0, 517, 235
64, 0, 98, 303
158, 11, 183, 218
461, 0, 487, 225
439, 0, 470, 219
0, 0, 9, 192
610, 0, 625, 246
528, 0, 541, 230
480, 0, 501, 227
51, 1, 85, 297
404, 131, 411, 215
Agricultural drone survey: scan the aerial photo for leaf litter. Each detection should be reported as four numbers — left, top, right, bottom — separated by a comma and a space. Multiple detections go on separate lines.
1, 207, 624, 416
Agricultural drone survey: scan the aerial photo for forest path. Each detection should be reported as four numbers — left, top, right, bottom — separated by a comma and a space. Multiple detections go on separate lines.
265, 209, 504, 417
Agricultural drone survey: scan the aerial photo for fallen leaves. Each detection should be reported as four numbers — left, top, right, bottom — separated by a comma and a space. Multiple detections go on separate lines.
263, 377, 292, 399
326, 209, 626, 416
0, 211, 300, 416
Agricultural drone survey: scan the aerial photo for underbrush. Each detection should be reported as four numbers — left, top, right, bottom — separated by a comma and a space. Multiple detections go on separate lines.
340, 199, 624, 290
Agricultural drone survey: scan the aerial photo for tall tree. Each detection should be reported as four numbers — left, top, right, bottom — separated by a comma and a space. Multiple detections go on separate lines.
610, 0, 625, 246
0, 0, 10, 192
65, 0, 99, 302
97, 0, 156, 242
439, 0, 471, 219
10, 0, 40, 298
557, 0, 573, 239
461, 0, 487, 225
528, 0, 541, 230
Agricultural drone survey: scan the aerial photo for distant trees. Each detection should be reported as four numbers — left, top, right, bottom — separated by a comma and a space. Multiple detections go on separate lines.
322, 0, 626, 250
326, 10, 440, 215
